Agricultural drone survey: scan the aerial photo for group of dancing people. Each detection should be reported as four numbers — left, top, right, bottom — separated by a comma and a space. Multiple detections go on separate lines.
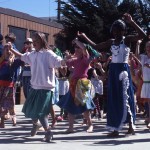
0, 13, 149, 142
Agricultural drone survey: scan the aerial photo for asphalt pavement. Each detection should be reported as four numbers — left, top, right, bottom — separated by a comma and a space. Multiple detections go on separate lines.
0, 104, 150, 150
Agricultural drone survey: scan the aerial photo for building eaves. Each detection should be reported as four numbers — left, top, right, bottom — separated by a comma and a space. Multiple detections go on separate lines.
0, 7, 63, 29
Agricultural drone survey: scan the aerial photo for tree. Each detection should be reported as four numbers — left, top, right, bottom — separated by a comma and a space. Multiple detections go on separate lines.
135, 0, 150, 37
55, 0, 149, 50
59, 0, 121, 43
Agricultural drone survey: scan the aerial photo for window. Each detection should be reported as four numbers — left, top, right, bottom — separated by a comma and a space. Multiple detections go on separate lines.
30, 30, 49, 42
9, 26, 26, 51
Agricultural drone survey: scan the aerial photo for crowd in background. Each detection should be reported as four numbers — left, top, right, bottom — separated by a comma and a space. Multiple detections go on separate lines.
0, 13, 150, 142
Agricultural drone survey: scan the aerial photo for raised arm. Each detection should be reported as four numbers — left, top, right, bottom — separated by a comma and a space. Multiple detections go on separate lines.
130, 52, 142, 68
123, 13, 146, 42
95, 62, 105, 76
8, 42, 23, 58
92, 69, 99, 80
135, 40, 142, 58
77, 31, 112, 51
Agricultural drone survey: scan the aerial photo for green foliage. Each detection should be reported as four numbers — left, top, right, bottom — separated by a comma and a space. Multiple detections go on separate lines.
55, 0, 149, 49
134, 0, 150, 36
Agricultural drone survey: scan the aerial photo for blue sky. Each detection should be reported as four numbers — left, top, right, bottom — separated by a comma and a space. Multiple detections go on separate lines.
0, 0, 58, 17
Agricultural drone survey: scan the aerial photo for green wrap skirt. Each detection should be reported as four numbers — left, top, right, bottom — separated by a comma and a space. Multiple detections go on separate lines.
22, 88, 53, 119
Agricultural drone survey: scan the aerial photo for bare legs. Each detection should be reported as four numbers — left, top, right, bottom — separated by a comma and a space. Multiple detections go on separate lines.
147, 99, 150, 128
0, 116, 5, 128
83, 111, 93, 132
67, 110, 93, 133
31, 116, 53, 142
0, 108, 16, 128
66, 113, 75, 133
50, 105, 57, 128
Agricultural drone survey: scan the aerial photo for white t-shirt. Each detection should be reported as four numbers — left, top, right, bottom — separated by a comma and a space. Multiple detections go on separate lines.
21, 49, 62, 91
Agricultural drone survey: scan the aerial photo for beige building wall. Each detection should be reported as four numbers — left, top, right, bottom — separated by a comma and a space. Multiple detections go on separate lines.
0, 7, 63, 46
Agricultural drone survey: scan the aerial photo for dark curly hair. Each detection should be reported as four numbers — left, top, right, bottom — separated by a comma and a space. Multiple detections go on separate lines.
110, 19, 126, 34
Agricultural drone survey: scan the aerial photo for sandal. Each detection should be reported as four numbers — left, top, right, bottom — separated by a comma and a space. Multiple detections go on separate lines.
107, 131, 119, 137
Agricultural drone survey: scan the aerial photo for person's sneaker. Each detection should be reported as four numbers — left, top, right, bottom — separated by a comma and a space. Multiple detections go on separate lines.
42, 131, 53, 142
30, 123, 41, 136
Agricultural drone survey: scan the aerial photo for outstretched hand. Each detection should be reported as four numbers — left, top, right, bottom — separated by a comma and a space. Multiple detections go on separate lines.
122, 13, 133, 24
137, 40, 142, 45
77, 31, 86, 38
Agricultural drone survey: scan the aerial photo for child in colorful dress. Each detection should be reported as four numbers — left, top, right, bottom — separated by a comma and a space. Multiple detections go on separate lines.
8, 32, 66, 142
57, 38, 97, 133
0, 45, 22, 128
78, 13, 146, 137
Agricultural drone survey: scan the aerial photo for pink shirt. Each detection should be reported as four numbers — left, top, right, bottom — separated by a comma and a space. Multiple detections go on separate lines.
66, 56, 90, 79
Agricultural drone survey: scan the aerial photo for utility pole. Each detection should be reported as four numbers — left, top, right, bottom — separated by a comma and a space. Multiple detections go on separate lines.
49, 0, 51, 21
57, 0, 61, 21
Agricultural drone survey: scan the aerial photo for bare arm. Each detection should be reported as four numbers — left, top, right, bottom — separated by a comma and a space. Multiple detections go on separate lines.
123, 13, 146, 42
77, 31, 112, 51
95, 62, 105, 75
132, 53, 142, 68
135, 40, 142, 58
8, 42, 23, 58
92, 69, 99, 80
